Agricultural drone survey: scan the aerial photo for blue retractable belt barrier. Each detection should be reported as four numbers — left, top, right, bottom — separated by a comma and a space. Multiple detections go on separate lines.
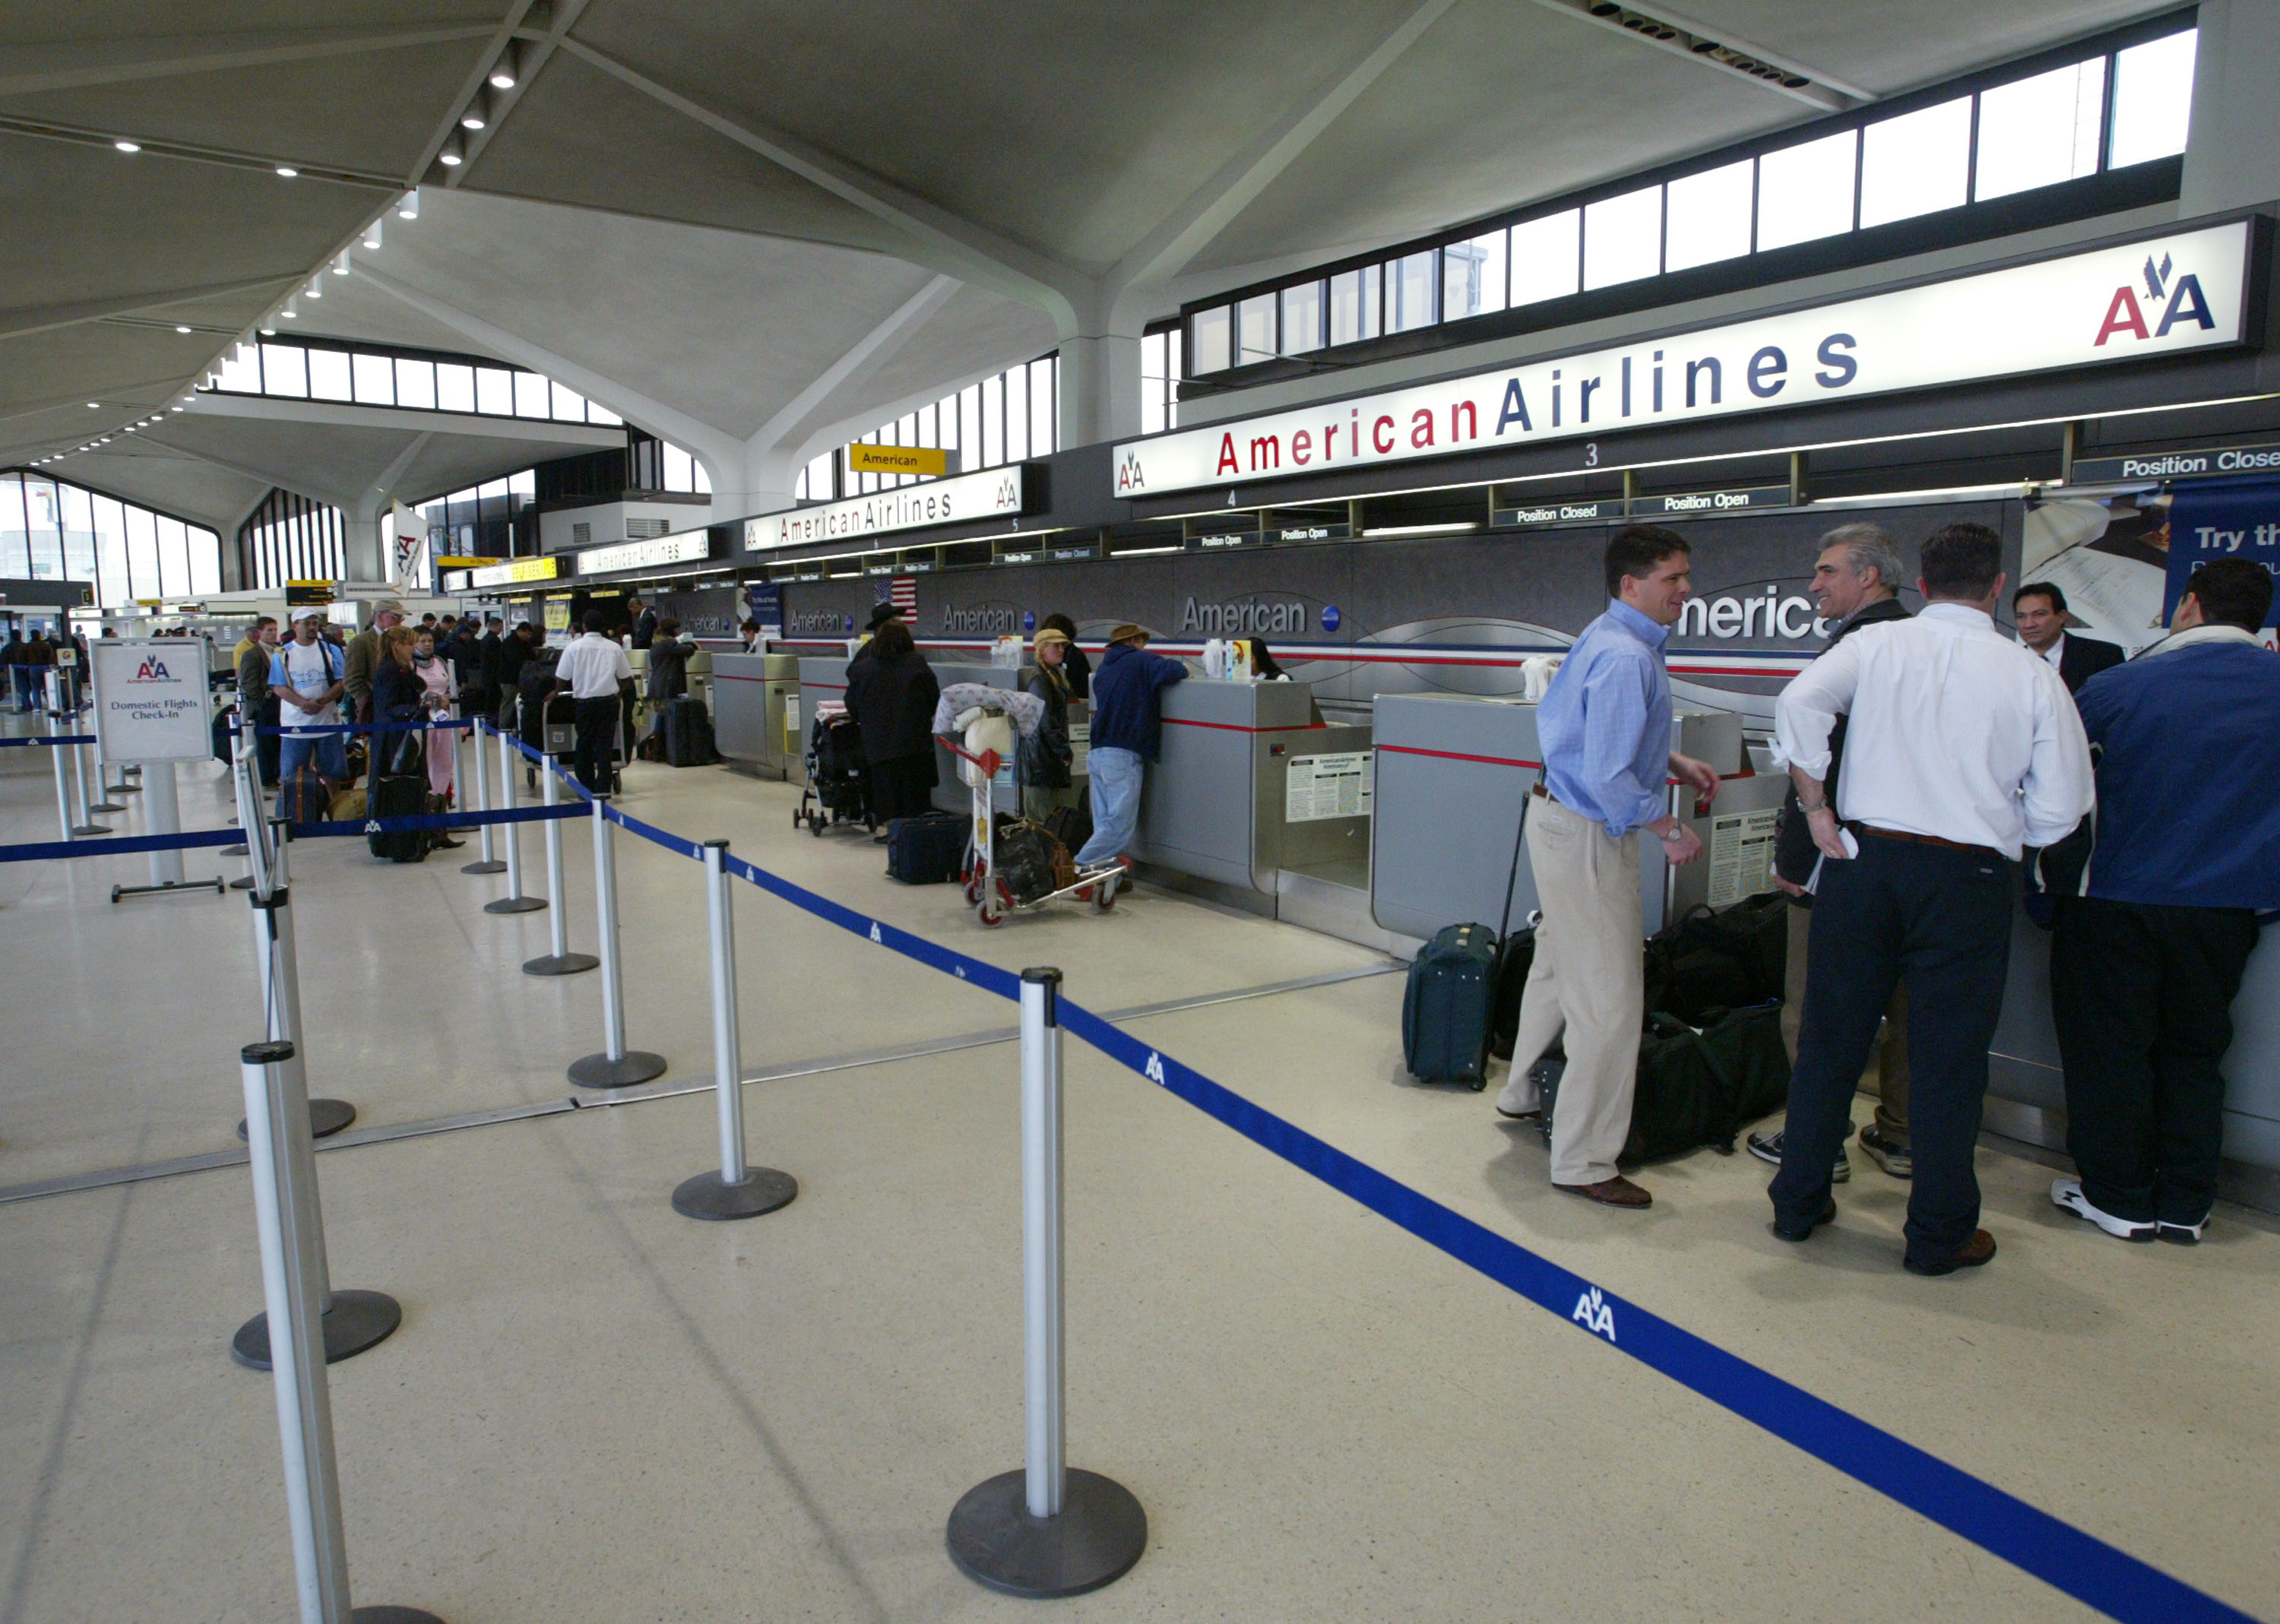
255, 718, 477, 736
0, 802, 580, 864
0, 733, 97, 747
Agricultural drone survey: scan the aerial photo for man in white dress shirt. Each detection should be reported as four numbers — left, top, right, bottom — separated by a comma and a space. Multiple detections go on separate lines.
551, 610, 632, 793
1769, 523, 2092, 1276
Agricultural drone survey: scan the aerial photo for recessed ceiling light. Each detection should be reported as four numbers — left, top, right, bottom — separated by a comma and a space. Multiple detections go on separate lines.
115, 139, 141, 154
260, 326, 277, 335
397, 188, 420, 220
87, 401, 100, 409
276, 165, 297, 178
439, 144, 464, 167
172, 406, 185, 412
363, 217, 384, 250
333, 251, 350, 275
175, 324, 193, 334
488, 47, 518, 90
461, 109, 486, 131
306, 277, 322, 299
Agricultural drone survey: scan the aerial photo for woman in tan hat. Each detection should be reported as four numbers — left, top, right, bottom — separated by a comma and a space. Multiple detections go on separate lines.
1018, 627, 1077, 822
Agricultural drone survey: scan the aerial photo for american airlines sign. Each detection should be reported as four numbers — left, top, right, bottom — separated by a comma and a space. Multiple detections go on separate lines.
1113, 220, 2256, 497
746, 466, 1025, 550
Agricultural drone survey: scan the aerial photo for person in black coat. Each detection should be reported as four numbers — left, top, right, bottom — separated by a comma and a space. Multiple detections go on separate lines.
645, 616, 695, 703
493, 621, 539, 725
844, 618, 940, 832
2013, 582, 2125, 695
1040, 613, 1089, 700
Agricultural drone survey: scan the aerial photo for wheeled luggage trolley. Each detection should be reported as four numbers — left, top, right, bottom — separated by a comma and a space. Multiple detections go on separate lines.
942, 707, 1120, 927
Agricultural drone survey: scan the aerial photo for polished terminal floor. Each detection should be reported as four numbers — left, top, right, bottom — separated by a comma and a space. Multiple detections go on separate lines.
4, 726, 2278, 1622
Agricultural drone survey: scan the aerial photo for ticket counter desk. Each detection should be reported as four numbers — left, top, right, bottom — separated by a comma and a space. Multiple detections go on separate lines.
1369, 692, 1774, 942
1131, 678, 1373, 901
710, 651, 800, 779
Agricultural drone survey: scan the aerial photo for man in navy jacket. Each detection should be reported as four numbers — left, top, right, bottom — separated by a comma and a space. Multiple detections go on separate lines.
2050, 557, 2280, 1245
1072, 623, 1186, 877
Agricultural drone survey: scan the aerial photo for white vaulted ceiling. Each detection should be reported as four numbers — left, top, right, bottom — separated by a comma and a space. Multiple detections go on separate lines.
1, 0, 2182, 529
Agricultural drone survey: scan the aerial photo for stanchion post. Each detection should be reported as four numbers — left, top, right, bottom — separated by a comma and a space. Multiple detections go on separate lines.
522, 757, 596, 976
671, 840, 795, 1219
237, 1040, 443, 1624
461, 717, 504, 875
52, 673, 108, 837
946, 968, 1146, 1597
566, 793, 665, 1088
47, 706, 74, 843
231, 825, 399, 1372
482, 726, 544, 913
225, 709, 258, 885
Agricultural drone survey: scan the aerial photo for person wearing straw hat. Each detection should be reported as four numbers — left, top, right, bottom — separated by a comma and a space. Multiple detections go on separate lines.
1018, 627, 1077, 822
1072, 623, 1184, 878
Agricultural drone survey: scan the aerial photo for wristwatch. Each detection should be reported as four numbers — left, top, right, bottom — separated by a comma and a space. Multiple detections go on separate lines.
1657, 824, 1686, 844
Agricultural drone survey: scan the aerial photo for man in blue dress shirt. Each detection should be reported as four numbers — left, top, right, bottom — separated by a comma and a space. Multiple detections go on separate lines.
1498, 526, 1721, 1208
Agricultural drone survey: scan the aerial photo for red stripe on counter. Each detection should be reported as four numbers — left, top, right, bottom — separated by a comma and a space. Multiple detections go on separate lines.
1163, 717, 1325, 733
1378, 744, 1544, 769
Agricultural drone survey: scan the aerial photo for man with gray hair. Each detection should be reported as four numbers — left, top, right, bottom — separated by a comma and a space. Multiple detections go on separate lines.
1749, 521, 1914, 1183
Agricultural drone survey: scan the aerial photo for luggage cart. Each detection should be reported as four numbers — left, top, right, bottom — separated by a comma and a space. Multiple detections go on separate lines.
942, 717, 1120, 927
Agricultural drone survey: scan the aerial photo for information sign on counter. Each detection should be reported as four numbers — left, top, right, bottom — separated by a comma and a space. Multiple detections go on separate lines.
2068, 441, 2280, 484
1631, 484, 1792, 517
1706, 808, 1781, 907
89, 637, 213, 763
1492, 499, 1617, 527
1286, 751, 1373, 821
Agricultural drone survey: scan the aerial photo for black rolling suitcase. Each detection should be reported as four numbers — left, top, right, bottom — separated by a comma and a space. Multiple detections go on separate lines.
665, 695, 717, 767
367, 772, 428, 863
1400, 777, 1537, 1086
885, 810, 967, 884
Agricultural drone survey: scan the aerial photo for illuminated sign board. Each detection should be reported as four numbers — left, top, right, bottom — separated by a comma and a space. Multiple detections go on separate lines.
573, 531, 713, 575
746, 466, 1026, 550
469, 556, 560, 587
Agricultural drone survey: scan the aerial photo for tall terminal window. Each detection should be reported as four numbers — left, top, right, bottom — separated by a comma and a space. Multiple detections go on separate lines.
2, 470, 222, 607
1184, 17, 2197, 377
793, 353, 1062, 503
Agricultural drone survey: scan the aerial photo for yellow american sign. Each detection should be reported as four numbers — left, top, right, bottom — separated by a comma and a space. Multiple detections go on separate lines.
847, 443, 948, 476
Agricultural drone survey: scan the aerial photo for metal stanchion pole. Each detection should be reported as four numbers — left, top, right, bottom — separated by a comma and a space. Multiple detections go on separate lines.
461, 716, 505, 875
47, 708, 74, 843
566, 793, 665, 1088
232, 828, 398, 1371
85, 717, 123, 812
446, 707, 477, 833
483, 726, 544, 913
53, 674, 108, 837
948, 968, 1145, 1598
226, 710, 258, 887
238, 1040, 444, 1624
522, 758, 596, 977
672, 840, 796, 1219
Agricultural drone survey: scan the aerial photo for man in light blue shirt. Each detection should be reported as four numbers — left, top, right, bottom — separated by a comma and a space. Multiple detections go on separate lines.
1498, 526, 1720, 1209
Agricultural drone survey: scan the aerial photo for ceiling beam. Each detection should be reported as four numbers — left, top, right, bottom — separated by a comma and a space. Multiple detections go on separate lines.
350, 264, 742, 468
1525, 0, 1866, 112
0, 24, 501, 97
1099, 0, 1461, 333
0, 276, 300, 342
553, 36, 1085, 327
184, 387, 624, 448
405, 0, 541, 185
446, 0, 591, 187
0, 114, 405, 188
745, 274, 961, 479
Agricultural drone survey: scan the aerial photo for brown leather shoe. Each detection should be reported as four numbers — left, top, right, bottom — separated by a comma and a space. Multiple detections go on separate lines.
1555, 1176, 1651, 1209
1905, 1229, 1996, 1276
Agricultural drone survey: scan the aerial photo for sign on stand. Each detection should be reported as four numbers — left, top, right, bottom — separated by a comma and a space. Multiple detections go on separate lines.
1286, 751, 1373, 821
90, 637, 214, 762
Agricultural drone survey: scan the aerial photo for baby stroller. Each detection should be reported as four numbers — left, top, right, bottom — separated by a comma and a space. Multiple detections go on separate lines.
796, 710, 871, 836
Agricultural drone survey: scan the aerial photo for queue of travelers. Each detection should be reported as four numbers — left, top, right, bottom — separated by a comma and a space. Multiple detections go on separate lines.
1506, 520, 2278, 1272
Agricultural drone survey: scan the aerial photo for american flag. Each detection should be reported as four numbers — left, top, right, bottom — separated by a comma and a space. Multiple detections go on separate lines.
888, 576, 917, 620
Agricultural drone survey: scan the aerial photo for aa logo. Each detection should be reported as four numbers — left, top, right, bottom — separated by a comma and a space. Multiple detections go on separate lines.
868, 920, 883, 944
1572, 1284, 1617, 1342
1114, 452, 1145, 493
1143, 1052, 1167, 1085
362, 819, 382, 834
131, 658, 172, 681
2095, 252, 2215, 346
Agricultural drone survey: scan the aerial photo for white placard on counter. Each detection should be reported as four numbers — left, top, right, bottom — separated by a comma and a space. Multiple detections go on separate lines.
1287, 751, 1373, 821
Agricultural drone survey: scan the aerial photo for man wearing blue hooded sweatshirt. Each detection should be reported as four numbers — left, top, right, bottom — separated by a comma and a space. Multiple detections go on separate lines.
1072, 622, 1186, 882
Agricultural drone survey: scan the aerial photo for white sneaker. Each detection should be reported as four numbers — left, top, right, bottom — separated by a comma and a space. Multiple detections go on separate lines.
1494, 1078, 1541, 1119
2157, 1215, 2209, 1246
2050, 1177, 2157, 1243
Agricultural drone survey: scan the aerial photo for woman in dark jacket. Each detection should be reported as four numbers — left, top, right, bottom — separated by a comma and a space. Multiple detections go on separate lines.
843, 618, 940, 831
1017, 628, 1075, 821
646, 616, 695, 703
1040, 613, 1089, 700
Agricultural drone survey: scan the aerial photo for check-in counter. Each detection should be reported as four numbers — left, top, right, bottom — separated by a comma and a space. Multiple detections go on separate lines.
1990, 907, 2280, 1186
711, 651, 801, 778
1370, 692, 1773, 941
1135, 679, 1371, 895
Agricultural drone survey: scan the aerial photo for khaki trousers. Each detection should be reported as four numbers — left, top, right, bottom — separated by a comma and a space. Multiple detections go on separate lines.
1509, 795, 1643, 1186
1782, 901, 1910, 1144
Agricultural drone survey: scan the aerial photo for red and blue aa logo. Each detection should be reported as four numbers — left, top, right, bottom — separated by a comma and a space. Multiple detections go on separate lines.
131, 657, 172, 681
2095, 253, 2215, 346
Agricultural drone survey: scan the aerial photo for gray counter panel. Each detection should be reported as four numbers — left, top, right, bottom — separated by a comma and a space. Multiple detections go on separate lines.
711, 651, 798, 776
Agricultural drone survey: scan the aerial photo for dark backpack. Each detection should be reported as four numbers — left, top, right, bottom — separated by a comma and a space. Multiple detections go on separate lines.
992, 817, 1061, 906
1646, 896, 1789, 1024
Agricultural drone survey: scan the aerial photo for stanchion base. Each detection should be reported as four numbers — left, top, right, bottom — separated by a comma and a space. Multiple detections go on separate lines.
112, 782, 141, 794
460, 858, 508, 874
110, 878, 225, 904
523, 951, 599, 977
568, 1050, 667, 1089
483, 894, 547, 913
351, 1607, 448, 1622
90, 800, 126, 814
233, 1289, 402, 1370
71, 823, 112, 836
946, 1469, 1147, 1598
672, 1167, 798, 1220
220, 842, 249, 856
236, 1098, 357, 1141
